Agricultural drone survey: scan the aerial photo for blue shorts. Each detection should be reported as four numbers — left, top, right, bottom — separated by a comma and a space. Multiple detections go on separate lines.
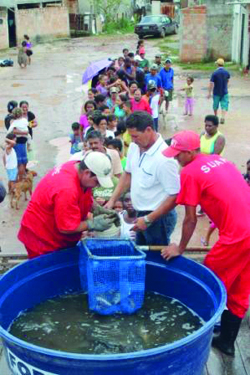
213, 94, 229, 111
7, 167, 18, 182
14, 143, 28, 165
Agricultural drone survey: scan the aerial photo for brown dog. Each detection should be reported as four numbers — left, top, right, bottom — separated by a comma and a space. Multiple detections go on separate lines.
10, 170, 37, 210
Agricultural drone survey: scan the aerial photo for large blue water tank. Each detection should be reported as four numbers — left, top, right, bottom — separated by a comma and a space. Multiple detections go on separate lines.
0, 247, 226, 375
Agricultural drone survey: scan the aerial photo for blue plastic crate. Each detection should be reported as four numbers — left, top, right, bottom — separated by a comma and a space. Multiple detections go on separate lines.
78, 239, 146, 315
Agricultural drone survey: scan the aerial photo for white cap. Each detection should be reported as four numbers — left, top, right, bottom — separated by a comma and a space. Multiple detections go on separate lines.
83, 151, 113, 188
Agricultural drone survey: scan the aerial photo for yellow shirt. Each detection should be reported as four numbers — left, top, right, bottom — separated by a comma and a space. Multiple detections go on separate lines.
200, 131, 224, 155
122, 131, 132, 156
184, 84, 194, 98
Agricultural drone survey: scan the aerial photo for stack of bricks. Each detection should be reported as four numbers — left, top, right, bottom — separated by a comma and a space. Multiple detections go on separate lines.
180, 6, 207, 63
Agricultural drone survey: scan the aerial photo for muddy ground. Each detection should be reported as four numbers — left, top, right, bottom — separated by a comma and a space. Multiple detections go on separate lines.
0, 33, 250, 255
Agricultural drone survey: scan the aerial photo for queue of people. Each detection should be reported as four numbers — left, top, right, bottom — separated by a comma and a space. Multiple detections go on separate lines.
1, 40, 249, 360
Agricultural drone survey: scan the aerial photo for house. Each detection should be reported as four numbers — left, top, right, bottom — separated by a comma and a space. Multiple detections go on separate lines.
179, 0, 250, 67
0, 0, 70, 50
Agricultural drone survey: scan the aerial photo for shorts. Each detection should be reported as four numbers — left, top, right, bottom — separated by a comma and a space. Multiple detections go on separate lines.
26, 50, 33, 57
7, 167, 18, 182
164, 89, 173, 101
213, 94, 229, 111
14, 143, 28, 165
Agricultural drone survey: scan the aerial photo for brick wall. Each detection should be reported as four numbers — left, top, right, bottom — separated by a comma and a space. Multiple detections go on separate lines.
15, 6, 70, 44
0, 9, 9, 50
180, 6, 207, 62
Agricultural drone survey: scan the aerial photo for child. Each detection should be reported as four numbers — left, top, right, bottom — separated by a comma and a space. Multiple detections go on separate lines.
69, 123, 82, 154
107, 114, 118, 132
114, 199, 123, 213
18, 41, 28, 69
96, 75, 108, 97
136, 40, 145, 56
148, 81, 160, 132
202, 221, 217, 246
3, 133, 18, 193
87, 88, 97, 101
79, 100, 97, 139
106, 138, 126, 170
23, 35, 33, 65
182, 76, 194, 116
113, 95, 126, 119
119, 192, 136, 240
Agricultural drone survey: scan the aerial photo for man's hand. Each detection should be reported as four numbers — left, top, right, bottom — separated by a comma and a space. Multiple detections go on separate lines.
131, 217, 148, 232
104, 199, 115, 209
92, 203, 115, 217
161, 243, 182, 261
87, 214, 117, 232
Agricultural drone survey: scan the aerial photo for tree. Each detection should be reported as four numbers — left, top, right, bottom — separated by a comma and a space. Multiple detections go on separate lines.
91, 0, 126, 23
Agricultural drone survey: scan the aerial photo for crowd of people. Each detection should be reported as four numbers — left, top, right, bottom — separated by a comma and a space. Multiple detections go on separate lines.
2, 40, 250, 359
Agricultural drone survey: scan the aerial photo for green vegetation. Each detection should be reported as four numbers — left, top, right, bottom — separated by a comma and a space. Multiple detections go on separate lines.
155, 37, 240, 72
103, 19, 135, 34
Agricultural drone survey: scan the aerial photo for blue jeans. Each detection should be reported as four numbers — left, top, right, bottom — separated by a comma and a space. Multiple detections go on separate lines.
136, 209, 177, 246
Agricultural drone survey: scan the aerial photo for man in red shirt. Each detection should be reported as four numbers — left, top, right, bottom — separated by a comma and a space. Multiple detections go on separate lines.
18, 151, 118, 258
161, 130, 250, 357
131, 89, 152, 114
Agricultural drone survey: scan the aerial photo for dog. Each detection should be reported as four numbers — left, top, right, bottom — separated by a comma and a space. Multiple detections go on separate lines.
10, 170, 37, 210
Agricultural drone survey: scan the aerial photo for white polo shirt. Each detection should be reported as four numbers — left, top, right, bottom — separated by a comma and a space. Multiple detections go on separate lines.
125, 135, 180, 211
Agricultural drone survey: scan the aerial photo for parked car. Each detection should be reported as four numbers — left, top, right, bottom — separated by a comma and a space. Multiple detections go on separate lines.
134, 15, 178, 39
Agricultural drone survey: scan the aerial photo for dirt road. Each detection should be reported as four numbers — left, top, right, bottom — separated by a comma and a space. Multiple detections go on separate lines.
0, 33, 250, 255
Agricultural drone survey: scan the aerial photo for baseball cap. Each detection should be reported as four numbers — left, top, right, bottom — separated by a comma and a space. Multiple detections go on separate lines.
155, 54, 161, 58
110, 87, 118, 94
215, 58, 225, 66
139, 48, 146, 55
165, 58, 172, 64
162, 131, 200, 158
150, 63, 158, 70
83, 151, 113, 188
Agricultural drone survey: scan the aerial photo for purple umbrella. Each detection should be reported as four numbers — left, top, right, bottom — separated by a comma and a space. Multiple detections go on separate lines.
82, 59, 113, 84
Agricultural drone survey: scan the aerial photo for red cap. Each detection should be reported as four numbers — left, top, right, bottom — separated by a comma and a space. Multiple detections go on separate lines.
162, 130, 200, 158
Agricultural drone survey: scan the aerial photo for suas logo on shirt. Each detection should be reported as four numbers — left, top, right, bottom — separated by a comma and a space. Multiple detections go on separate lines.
201, 157, 227, 174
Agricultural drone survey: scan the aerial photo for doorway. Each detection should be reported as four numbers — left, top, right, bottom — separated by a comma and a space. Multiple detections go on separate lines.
8, 8, 16, 47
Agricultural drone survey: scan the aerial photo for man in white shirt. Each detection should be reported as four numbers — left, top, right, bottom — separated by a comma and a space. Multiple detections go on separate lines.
106, 111, 180, 245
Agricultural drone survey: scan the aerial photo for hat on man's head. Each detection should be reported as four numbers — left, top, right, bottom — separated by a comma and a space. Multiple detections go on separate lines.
216, 58, 225, 66
83, 151, 113, 188
165, 58, 172, 64
155, 54, 161, 58
162, 131, 200, 158
150, 63, 158, 70
139, 47, 146, 55
110, 87, 118, 94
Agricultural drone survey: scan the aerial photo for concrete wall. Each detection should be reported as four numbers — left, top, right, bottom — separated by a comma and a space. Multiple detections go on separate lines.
232, 4, 249, 66
206, 0, 234, 61
152, 1, 161, 15
180, 6, 207, 62
15, 6, 70, 44
0, 8, 9, 49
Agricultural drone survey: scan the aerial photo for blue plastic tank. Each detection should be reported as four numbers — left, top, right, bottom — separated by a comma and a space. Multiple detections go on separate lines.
0, 247, 226, 375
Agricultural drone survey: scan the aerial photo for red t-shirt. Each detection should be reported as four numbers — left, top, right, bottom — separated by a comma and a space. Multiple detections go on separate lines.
176, 154, 250, 244
131, 98, 152, 114
18, 161, 93, 255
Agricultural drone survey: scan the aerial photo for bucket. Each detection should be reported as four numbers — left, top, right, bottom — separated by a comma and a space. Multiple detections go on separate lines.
0, 247, 226, 375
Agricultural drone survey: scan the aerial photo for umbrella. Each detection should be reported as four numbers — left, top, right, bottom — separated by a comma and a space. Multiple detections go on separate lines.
82, 59, 113, 84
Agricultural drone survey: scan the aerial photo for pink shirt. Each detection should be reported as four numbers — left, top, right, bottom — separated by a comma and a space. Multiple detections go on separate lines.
79, 114, 89, 130
177, 154, 250, 244
131, 98, 152, 114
